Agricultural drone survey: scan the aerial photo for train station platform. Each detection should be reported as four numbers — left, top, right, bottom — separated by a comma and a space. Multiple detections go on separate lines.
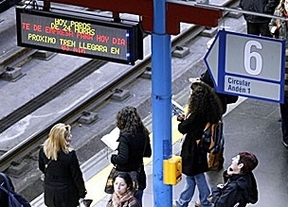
93, 98, 288, 207
2, 5, 287, 206
31, 96, 288, 207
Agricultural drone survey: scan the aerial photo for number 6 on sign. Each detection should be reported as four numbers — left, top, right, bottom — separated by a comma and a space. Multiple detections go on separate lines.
244, 40, 262, 76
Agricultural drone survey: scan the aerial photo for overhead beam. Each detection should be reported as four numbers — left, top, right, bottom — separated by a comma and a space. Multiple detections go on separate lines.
42, 0, 222, 35
166, 2, 222, 34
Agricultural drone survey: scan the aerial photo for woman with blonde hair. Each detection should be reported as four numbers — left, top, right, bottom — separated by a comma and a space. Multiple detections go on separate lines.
38, 123, 87, 207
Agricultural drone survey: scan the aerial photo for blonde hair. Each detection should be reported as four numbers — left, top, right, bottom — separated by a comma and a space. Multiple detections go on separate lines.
43, 123, 73, 160
276, 0, 285, 12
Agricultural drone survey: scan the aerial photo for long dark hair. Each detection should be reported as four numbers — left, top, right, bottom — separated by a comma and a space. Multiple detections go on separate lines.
116, 106, 149, 136
188, 81, 223, 123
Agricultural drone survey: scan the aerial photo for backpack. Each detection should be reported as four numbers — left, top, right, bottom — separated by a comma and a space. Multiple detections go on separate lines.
0, 173, 31, 207
198, 121, 224, 154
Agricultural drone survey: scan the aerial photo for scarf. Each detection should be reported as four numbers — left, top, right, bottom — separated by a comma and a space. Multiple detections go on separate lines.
111, 190, 134, 207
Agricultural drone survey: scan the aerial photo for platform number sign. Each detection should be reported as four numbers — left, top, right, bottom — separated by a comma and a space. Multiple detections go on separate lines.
204, 30, 285, 103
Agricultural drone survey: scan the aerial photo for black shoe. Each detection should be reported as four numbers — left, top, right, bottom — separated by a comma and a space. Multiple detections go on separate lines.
282, 137, 288, 148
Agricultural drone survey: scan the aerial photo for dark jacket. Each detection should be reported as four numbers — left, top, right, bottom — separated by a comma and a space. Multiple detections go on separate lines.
269, 10, 288, 96
178, 112, 209, 176
111, 130, 152, 190
38, 148, 87, 207
240, 0, 279, 23
212, 170, 258, 207
0, 173, 14, 207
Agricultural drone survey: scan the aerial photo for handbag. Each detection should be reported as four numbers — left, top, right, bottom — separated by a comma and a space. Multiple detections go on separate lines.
104, 167, 117, 194
104, 167, 140, 194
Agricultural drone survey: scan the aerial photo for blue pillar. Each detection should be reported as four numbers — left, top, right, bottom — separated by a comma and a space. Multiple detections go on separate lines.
152, 0, 172, 207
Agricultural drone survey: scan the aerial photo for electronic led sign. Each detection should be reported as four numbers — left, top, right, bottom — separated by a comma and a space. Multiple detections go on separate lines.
16, 7, 143, 64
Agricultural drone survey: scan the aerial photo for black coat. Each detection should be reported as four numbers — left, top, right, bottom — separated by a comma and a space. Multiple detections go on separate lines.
178, 112, 209, 176
240, 0, 279, 23
212, 170, 258, 207
38, 148, 87, 207
0, 173, 14, 207
111, 130, 152, 190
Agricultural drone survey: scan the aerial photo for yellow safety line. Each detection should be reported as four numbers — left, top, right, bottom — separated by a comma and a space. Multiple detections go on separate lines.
85, 114, 185, 206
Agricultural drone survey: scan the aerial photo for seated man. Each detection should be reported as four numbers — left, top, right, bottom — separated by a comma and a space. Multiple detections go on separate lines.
211, 151, 259, 207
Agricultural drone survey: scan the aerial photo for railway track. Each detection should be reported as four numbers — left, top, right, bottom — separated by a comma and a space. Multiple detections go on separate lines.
0, 23, 205, 172
0, 0, 243, 201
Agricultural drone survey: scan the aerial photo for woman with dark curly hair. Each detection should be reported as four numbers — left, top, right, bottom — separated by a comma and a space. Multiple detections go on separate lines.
174, 80, 223, 207
110, 106, 152, 206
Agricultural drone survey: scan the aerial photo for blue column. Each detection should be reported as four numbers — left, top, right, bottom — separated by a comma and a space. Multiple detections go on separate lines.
152, 0, 172, 207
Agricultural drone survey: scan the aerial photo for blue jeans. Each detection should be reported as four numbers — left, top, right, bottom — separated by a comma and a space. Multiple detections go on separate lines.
136, 189, 143, 206
280, 95, 288, 142
176, 173, 212, 207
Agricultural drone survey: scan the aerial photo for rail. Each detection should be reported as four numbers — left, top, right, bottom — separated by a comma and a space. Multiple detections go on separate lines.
0, 0, 239, 173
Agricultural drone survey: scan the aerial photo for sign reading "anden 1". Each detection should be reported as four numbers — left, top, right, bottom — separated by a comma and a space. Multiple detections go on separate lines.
16, 7, 143, 65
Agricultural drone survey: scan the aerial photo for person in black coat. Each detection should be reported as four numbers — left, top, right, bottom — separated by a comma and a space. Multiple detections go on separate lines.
38, 123, 87, 207
111, 106, 152, 206
174, 81, 223, 207
212, 151, 259, 207
198, 70, 238, 171
0, 172, 14, 207
240, 0, 279, 36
